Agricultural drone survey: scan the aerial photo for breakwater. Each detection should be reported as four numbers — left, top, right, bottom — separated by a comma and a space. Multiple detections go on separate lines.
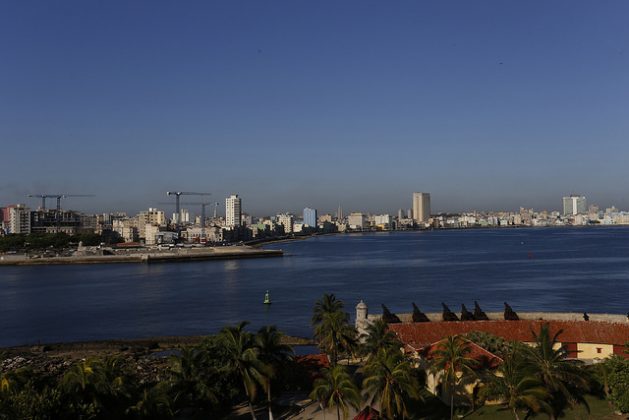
0, 246, 283, 266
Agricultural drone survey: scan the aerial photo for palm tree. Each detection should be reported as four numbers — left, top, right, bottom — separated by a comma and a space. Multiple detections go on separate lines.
431, 335, 478, 420
310, 364, 361, 420
127, 382, 173, 420
360, 318, 402, 358
527, 324, 590, 419
315, 310, 357, 365
169, 347, 218, 414
312, 293, 345, 325
361, 346, 421, 419
255, 325, 294, 420
219, 321, 270, 420
483, 342, 551, 420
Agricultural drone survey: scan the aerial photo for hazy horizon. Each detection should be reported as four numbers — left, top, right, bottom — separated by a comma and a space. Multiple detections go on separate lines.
2, 1, 628, 215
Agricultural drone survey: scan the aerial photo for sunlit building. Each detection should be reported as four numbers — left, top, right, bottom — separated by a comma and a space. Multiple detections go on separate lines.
225, 194, 242, 228
412, 192, 431, 223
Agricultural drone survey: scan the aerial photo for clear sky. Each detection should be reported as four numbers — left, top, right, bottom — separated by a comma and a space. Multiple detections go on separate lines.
1, 1, 628, 216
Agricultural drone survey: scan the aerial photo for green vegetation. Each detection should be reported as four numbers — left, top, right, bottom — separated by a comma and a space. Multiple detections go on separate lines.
1, 294, 628, 419
431, 336, 478, 420
310, 365, 361, 420
482, 342, 551, 419
604, 356, 629, 413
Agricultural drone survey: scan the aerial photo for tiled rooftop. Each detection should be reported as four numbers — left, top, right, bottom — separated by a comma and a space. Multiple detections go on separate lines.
389, 319, 629, 349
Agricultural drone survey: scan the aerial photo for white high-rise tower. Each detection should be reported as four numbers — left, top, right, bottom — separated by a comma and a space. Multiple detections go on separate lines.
225, 194, 242, 227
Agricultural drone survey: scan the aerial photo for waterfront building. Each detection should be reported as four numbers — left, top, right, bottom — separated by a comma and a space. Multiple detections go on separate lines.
347, 212, 366, 230
277, 213, 294, 233
563, 195, 587, 216
144, 223, 161, 245
303, 207, 317, 227
112, 218, 138, 242
136, 208, 166, 239
138, 208, 166, 227
225, 194, 242, 228
8, 204, 31, 234
318, 213, 333, 224
412, 192, 431, 223
374, 214, 392, 230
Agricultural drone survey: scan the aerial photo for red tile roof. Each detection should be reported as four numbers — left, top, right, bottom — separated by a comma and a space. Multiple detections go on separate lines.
353, 407, 380, 420
295, 353, 330, 370
421, 338, 503, 369
389, 320, 629, 349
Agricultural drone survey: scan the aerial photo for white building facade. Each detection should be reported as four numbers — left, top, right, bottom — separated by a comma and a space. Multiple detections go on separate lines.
225, 194, 242, 228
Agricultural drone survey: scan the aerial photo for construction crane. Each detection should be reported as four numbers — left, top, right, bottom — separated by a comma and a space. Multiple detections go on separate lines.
27, 194, 94, 232
180, 202, 214, 242
166, 191, 211, 226
158, 201, 214, 243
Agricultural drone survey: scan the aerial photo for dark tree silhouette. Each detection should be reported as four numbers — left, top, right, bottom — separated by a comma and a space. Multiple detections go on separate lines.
461, 304, 475, 321
504, 302, 520, 321
474, 301, 490, 320
381, 304, 401, 324
442, 303, 459, 322
412, 302, 430, 322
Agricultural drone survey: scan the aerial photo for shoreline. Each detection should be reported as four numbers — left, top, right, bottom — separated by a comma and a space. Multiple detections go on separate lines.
0, 246, 283, 266
0, 333, 314, 355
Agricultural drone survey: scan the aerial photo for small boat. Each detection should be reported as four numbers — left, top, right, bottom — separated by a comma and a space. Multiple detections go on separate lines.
263, 290, 271, 305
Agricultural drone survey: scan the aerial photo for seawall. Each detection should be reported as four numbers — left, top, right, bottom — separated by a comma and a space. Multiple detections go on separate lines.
0, 247, 283, 266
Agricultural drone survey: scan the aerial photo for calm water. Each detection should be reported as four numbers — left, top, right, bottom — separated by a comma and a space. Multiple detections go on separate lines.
1, 227, 629, 347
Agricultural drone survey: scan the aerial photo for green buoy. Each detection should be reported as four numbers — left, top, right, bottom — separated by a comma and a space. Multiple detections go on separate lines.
263, 290, 271, 305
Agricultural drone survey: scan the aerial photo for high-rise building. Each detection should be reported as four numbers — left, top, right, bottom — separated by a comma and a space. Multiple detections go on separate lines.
9, 204, 31, 234
225, 194, 242, 228
412, 192, 431, 223
277, 213, 294, 233
303, 207, 317, 227
563, 195, 587, 216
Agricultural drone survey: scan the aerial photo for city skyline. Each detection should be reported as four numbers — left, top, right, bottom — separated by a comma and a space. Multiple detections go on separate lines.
2, 1, 629, 213
1, 190, 623, 221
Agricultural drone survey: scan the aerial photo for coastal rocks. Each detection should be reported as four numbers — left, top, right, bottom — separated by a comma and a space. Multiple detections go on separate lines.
1, 356, 28, 371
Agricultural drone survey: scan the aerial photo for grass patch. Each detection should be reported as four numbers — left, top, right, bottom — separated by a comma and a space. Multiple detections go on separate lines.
465, 395, 621, 419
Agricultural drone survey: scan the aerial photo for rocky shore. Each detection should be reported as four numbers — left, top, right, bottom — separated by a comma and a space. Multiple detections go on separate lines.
0, 334, 313, 383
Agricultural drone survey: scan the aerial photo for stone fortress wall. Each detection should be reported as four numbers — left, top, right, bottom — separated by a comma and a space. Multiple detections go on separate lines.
354, 300, 628, 334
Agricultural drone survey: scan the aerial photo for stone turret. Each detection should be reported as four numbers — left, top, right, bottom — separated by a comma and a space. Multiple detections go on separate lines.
355, 300, 368, 332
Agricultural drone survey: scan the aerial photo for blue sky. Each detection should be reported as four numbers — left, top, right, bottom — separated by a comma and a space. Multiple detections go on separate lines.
1, 1, 628, 216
